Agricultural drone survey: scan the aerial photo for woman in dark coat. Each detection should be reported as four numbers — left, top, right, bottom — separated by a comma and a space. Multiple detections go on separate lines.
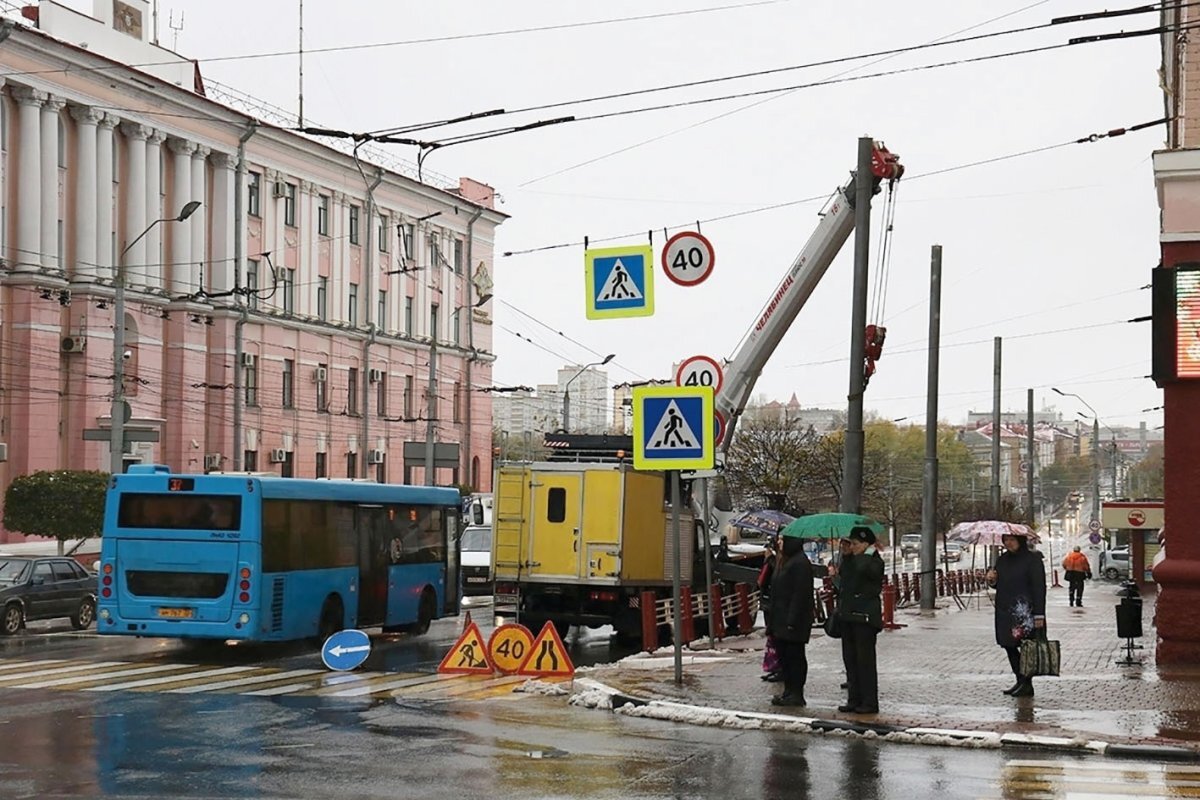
768, 536, 815, 707
986, 532, 1047, 697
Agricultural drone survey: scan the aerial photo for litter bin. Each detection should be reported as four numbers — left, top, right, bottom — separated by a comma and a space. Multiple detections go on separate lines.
1115, 581, 1143, 640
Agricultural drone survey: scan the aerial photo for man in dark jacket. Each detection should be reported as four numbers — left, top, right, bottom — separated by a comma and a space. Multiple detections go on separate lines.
768, 536, 815, 706
835, 527, 885, 714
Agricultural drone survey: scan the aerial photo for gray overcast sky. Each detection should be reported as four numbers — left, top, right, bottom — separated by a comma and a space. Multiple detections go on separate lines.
83, 0, 1167, 431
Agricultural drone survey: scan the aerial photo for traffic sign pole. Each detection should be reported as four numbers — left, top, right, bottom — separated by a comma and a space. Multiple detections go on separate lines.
670, 469, 683, 686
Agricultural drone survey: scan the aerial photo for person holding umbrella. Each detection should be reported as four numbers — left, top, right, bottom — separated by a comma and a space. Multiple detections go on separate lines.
834, 527, 885, 714
985, 530, 1046, 698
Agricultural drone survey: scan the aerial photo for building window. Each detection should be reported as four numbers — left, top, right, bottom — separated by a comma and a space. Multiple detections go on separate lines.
244, 355, 258, 407
280, 452, 295, 479
404, 296, 413, 335
282, 358, 294, 408
403, 375, 414, 417
403, 223, 415, 261
315, 451, 327, 479
317, 277, 328, 321
377, 290, 387, 330
316, 362, 328, 412
248, 172, 261, 217
378, 216, 389, 252
430, 303, 439, 341
349, 205, 360, 245
453, 308, 462, 346
348, 367, 359, 415
346, 452, 357, 479
377, 374, 387, 417
453, 381, 462, 423
348, 283, 358, 326
246, 259, 260, 310
284, 182, 297, 227
282, 268, 295, 314
244, 450, 258, 472
453, 238, 463, 274
376, 456, 386, 485
427, 234, 439, 268
318, 194, 330, 236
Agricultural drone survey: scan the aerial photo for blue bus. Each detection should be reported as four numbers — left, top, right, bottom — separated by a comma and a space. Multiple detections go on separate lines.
96, 465, 462, 643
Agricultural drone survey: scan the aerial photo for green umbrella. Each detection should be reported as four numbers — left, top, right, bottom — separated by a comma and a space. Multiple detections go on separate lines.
781, 512, 885, 540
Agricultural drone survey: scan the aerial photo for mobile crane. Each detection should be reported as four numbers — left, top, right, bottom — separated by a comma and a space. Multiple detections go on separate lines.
491, 141, 903, 641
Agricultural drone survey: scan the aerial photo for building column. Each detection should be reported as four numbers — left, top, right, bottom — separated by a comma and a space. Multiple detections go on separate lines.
144, 129, 166, 291
190, 145, 208, 291
12, 86, 43, 271
168, 137, 194, 295
120, 122, 150, 285
209, 151, 236, 295
40, 96, 64, 269
95, 114, 117, 280
69, 105, 101, 282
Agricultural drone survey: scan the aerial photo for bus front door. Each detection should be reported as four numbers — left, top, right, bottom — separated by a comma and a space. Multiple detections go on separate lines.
356, 505, 389, 626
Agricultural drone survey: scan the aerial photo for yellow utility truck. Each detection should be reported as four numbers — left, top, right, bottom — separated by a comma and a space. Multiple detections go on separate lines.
492, 457, 701, 641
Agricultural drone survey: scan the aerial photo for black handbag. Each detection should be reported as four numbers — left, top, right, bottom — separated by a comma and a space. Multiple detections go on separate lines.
823, 611, 842, 639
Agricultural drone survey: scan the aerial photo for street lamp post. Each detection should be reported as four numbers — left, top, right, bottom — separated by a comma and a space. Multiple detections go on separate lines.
1052, 387, 1101, 530
110, 201, 202, 476
561, 354, 614, 432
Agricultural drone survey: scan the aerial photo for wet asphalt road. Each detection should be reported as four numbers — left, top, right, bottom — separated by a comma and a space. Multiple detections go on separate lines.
0, 606, 1161, 799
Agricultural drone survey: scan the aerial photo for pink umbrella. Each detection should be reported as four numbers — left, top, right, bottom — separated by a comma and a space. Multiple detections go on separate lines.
947, 520, 1041, 547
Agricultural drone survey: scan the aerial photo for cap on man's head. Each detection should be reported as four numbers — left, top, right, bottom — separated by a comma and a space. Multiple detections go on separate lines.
847, 526, 876, 545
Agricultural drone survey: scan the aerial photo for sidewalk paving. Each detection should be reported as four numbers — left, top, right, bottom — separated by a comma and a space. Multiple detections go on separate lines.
579, 579, 1200, 757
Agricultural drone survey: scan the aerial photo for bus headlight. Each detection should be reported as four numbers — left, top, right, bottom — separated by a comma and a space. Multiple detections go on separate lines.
238, 613, 250, 625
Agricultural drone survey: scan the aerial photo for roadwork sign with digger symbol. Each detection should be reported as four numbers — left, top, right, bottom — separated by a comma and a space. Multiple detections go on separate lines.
517, 621, 575, 677
437, 620, 494, 675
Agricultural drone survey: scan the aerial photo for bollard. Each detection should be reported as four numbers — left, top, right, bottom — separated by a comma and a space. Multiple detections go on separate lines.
640, 590, 658, 653
901, 573, 912, 604
937, 569, 945, 597
882, 582, 905, 630
1051, 568, 1063, 589
735, 583, 753, 634
680, 585, 696, 644
913, 572, 922, 603
708, 583, 726, 639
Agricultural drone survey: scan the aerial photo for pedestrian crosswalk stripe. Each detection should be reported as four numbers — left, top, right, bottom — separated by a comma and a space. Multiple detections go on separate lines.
0, 658, 68, 674
992, 759, 1200, 799
14, 662, 192, 689
321, 672, 442, 697
167, 668, 325, 694
241, 682, 312, 697
92, 666, 262, 692
0, 660, 125, 684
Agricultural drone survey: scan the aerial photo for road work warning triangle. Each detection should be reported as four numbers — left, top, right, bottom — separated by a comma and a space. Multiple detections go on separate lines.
646, 399, 699, 450
517, 621, 575, 677
437, 621, 494, 674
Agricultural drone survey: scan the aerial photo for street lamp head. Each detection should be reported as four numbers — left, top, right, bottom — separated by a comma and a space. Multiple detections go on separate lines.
177, 200, 202, 222
1051, 387, 1065, 397
601, 353, 615, 365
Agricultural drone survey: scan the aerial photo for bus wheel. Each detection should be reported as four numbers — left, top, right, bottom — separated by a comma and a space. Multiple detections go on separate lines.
317, 596, 344, 642
1, 603, 23, 636
71, 598, 96, 630
403, 589, 436, 636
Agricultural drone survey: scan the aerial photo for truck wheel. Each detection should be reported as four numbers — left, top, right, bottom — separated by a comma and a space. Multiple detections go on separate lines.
71, 598, 96, 630
1, 603, 22, 636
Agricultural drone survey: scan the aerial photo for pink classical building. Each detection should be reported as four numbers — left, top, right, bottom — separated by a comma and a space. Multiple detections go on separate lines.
0, 2, 504, 544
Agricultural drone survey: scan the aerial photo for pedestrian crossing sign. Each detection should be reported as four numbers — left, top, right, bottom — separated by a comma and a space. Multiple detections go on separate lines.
632, 385, 714, 471
585, 244, 655, 319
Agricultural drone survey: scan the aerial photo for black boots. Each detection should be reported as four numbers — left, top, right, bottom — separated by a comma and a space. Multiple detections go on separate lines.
1002, 679, 1023, 696
1010, 678, 1034, 697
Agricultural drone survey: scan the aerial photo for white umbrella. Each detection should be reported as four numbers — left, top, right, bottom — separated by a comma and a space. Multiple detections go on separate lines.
947, 520, 1041, 547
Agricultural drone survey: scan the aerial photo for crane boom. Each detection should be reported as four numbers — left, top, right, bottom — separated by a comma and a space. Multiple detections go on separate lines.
715, 141, 902, 452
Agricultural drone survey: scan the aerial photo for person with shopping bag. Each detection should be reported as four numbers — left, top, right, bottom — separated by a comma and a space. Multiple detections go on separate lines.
1061, 546, 1092, 607
985, 531, 1047, 698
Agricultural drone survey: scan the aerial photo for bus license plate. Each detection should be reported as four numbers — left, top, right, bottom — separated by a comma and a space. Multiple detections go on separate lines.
158, 608, 195, 619
466, 577, 488, 583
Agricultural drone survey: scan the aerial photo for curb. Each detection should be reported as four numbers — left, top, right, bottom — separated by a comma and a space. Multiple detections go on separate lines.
572, 679, 1200, 760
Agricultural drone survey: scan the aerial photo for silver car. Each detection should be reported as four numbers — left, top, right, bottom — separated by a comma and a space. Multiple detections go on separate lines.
1099, 546, 1131, 581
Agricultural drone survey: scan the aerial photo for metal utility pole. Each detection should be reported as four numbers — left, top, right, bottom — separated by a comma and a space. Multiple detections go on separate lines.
424, 341, 437, 485
1027, 389, 1035, 526
670, 471, 683, 686
1092, 416, 1101, 526
840, 136, 875, 514
920, 245, 942, 610
991, 337, 1002, 516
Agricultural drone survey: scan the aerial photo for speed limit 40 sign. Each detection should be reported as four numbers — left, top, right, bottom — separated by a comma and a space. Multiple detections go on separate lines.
662, 231, 715, 287
676, 355, 724, 396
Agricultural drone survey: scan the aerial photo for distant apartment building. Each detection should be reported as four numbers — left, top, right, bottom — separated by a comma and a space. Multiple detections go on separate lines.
0, 1, 505, 541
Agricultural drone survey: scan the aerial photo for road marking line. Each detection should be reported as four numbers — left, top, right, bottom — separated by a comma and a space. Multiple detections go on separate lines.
120, 667, 279, 692
14, 663, 191, 688
0, 661, 125, 684
168, 669, 324, 694
325, 672, 450, 697
0, 659, 69, 673
82, 666, 256, 692
241, 683, 312, 696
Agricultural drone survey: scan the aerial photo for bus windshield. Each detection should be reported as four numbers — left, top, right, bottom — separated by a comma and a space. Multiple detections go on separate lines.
117, 494, 242, 531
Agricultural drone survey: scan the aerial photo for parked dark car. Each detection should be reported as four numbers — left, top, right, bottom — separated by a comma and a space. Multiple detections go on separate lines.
0, 555, 97, 635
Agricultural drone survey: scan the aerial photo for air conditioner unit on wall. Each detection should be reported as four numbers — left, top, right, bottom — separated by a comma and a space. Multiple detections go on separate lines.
61, 336, 86, 353
313, 366, 328, 383
367, 449, 385, 465
204, 453, 222, 470
269, 448, 288, 463
368, 368, 384, 383
272, 180, 288, 198
241, 352, 256, 367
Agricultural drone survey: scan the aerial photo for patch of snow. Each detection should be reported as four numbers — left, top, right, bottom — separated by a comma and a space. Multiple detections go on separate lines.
513, 679, 569, 696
